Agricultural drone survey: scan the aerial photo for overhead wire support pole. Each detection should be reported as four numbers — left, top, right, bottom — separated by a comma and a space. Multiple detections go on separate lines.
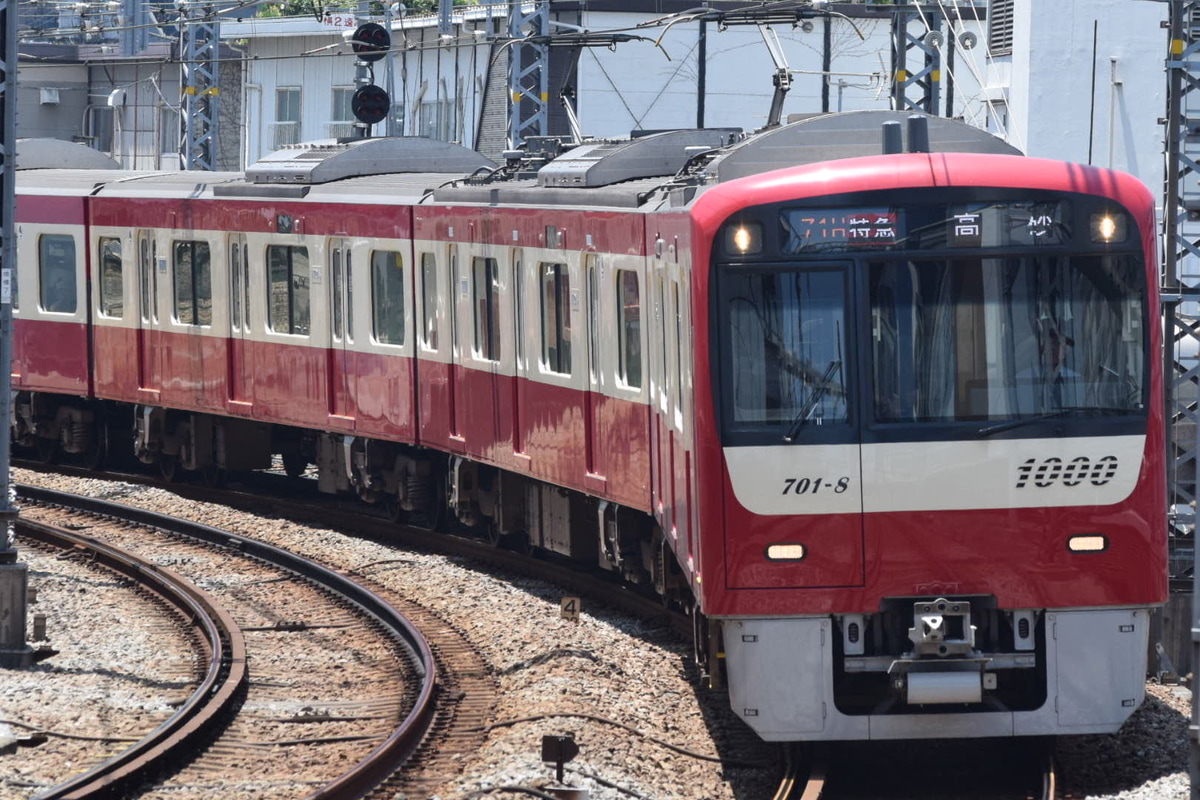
508, 0, 550, 148
890, 5, 943, 115
1163, 3, 1200, 794
0, 0, 31, 670
180, 3, 220, 170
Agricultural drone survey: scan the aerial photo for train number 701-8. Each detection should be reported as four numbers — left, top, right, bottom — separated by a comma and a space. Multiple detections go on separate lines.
782, 476, 851, 495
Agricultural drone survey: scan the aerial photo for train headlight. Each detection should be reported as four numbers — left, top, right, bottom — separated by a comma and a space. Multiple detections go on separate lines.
1089, 212, 1127, 243
764, 542, 806, 561
1067, 534, 1108, 553
724, 222, 762, 255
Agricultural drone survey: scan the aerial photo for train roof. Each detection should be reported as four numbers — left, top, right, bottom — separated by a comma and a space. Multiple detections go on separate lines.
16, 112, 1022, 211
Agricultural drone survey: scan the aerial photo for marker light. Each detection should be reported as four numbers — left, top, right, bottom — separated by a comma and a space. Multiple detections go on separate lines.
765, 543, 806, 561
1090, 212, 1127, 243
1067, 534, 1109, 553
724, 222, 762, 255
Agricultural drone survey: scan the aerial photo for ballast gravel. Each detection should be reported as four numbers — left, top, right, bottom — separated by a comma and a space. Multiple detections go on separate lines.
0, 467, 1191, 800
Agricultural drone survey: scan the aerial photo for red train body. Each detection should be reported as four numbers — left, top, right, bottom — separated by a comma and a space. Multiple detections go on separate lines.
11, 112, 1165, 741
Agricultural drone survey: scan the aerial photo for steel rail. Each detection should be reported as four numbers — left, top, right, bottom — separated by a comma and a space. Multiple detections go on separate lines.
17, 484, 439, 800
19, 517, 247, 800
772, 744, 826, 800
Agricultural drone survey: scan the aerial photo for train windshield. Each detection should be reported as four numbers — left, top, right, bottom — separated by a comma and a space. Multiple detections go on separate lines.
870, 254, 1145, 423
715, 251, 1147, 440
724, 267, 849, 428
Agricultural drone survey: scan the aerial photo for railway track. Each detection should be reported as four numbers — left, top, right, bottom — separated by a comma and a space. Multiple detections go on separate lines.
14, 485, 453, 799
771, 739, 1059, 800
10, 463, 1113, 799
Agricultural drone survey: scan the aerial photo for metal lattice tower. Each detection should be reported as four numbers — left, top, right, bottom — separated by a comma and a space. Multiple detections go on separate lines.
508, 0, 549, 148
1164, 1, 1200, 588
180, 5, 220, 170
1162, 2, 1200, 793
890, 6, 945, 116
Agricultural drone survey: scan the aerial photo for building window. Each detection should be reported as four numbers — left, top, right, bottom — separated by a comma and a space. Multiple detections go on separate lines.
267, 245, 310, 335
160, 107, 180, 155
371, 250, 405, 345
617, 269, 642, 389
99, 237, 123, 318
274, 87, 301, 148
473, 256, 500, 360
421, 252, 438, 350
89, 106, 114, 153
172, 240, 211, 325
38, 234, 76, 313
330, 87, 356, 139
988, 0, 1013, 55
541, 262, 571, 375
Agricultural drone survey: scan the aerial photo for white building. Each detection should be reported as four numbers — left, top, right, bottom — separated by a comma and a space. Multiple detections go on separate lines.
15, 1, 1170, 200
222, 0, 1169, 201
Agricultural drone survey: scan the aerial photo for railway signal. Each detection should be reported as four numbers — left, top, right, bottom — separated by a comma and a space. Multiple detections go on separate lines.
352, 85, 390, 126
350, 22, 390, 62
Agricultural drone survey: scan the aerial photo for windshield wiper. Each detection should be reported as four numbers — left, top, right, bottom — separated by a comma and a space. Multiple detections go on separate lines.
977, 406, 1132, 438
783, 360, 841, 443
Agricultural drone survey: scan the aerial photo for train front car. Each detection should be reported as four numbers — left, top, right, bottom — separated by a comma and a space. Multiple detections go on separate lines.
691, 119, 1165, 741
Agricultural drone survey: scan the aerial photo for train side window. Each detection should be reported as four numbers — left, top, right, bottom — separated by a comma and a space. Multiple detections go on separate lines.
331, 246, 344, 339
38, 234, 77, 314
230, 240, 243, 332
420, 252, 438, 350
472, 256, 500, 361
513, 252, 524, 367
98, 237, 123, 318
586, 256, 600, 383
267, 245, 310, 336
172, 240, 212, 326
672, 280, 684, 406
345, 249, 354, 342
541, 262, 571, 375
371, 250, 405, 346
138, 235, 153, 323
616, 269, 642, 389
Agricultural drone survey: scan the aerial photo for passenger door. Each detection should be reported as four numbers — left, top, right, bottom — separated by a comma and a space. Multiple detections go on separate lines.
327, 238, 356, 422
135, 230, 161, 396
227, 234, 252, 404
584, 254, 605, 480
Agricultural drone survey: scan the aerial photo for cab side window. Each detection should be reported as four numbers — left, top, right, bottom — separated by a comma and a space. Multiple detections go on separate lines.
39, 234, 77, 313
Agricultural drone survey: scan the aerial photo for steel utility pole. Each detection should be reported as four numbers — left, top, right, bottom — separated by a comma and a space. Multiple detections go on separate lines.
508, 0, 550, 148
0, 0, 31, 670
890, 5, 945, 115
180, 2, 220, 169
1161, 2, 1200, 796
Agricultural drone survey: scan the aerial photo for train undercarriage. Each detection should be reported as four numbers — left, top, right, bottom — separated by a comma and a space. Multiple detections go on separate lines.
11, 390, 689, 605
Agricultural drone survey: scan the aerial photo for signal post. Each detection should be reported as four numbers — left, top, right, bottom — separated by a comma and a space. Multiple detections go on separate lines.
0, 0, 30, 670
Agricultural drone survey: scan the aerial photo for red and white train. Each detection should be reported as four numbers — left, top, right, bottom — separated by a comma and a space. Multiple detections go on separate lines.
10, 111, 1165, 742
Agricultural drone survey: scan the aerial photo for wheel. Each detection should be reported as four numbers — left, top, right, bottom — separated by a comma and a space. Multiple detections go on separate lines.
159, 453, 179, 482
282, 450, 307, 480
386, 491, 404, 523
200, 464, 225, 488
35, 437, 59, 465
83, 418, 108, 472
